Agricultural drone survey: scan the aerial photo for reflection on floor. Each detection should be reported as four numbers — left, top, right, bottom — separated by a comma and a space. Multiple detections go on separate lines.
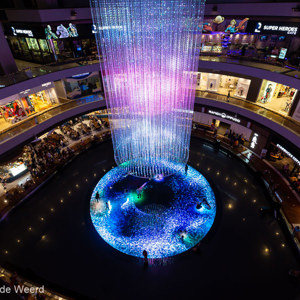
257, 96, 290, 116
14, 59, 42, 71
0, 118, 15, 132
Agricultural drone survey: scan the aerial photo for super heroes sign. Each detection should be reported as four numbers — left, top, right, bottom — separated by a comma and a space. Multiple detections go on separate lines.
247, 21, 299, 36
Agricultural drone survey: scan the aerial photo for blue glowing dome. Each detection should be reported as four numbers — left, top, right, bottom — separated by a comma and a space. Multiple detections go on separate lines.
90, 162, 216, 258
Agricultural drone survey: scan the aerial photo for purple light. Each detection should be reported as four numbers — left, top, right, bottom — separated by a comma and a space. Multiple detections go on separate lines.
90, 0, 205, 177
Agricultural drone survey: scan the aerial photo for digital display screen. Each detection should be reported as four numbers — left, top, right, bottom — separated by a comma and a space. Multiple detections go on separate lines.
279, 48, 287, 59
201, 45, 212, 52
9, 164, 27, 176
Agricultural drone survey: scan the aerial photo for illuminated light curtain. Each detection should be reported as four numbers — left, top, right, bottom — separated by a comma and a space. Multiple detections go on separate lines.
90, 0, 204, 178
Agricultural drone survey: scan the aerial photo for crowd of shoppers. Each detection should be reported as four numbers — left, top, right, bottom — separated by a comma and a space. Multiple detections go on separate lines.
1, 113, 110, 210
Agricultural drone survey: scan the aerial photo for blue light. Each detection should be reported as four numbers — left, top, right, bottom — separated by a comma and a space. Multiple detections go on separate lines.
90, 0, 205, 177
90, 162, 216, 258
153, 174, 164, 182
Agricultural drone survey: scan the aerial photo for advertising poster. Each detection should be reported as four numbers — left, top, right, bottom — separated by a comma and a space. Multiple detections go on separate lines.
202, 16, 249, 34
45, 23, 79, 40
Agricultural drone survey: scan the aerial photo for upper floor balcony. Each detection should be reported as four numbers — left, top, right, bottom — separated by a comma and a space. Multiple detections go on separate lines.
0, 54, 299, 92
0, 54, 300, 156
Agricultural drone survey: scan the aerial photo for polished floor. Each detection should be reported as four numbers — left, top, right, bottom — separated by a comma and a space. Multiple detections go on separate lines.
0, 138, 300, 300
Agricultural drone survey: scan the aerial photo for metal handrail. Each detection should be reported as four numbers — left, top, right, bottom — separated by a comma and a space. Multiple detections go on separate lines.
195, 90, 300, 137
0, 94, 104, 144
0, 89, 299, 146
1, 53, 299, 89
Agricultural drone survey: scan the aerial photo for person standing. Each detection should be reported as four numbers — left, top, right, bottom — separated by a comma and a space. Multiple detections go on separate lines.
143, 249, 148, 267
185, 164, 188, 175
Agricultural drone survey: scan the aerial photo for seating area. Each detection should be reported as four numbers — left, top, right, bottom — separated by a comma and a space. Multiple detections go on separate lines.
192, 124, 300, 251
0, 111, 111, 221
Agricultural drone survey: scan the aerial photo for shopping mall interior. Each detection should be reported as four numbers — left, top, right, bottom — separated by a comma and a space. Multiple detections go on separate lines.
0, 0, 300, 299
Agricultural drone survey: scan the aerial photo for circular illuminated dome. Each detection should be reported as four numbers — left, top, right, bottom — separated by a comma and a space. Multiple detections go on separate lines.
90, 161, 216, 258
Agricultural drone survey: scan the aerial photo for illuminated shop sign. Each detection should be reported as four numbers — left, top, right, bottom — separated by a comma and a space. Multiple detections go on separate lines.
277, 144, 300, 165
45, 23, 78, 39
42, 82, 52, 88
208, 110, 241, 123
71, 72, 91, 79
20, 89, 31, 95
11, 27, 33, 37
19, 83, 54, 96
247, 21, 299, 36
250, 133, 258, 149
92, 24, 123, 33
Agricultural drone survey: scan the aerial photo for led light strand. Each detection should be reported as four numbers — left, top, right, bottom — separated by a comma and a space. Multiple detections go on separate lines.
90, 0, 204, 177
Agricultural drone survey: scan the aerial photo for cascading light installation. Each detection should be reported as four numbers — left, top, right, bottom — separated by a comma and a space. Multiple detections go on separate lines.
89, 0, 216, 259
90, 0, 205, 178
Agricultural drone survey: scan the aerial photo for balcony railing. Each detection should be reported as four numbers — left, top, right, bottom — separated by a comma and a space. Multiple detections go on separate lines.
0, 91, 299, 149
0, 55, 100, 88
196, 90, 300, 137
0, 53, 299, 89
199, 55, 300, 79
0, 94, 104, 144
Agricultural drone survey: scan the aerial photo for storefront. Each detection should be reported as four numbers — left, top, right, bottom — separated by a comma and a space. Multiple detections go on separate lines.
200, 16, 251, 56
201, 34, 223, 55
256, 80, 298, 115
0, 83, 59, 131
62, 72, 102, 99
46, 23, 97, 59
193, 106, 271, 155
3, 23, 97, 64
291, 99, 300, 122
0, 95, 27, 130
19, 83, 59, 116
195, 72, 251, 99
245, 20, 300, 64
267, 137, 300, 185
200, 17, 299, 64
193, 107, 252, 140
4, 24, 53, 63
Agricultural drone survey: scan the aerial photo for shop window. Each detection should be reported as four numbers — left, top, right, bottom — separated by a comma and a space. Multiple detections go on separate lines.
63, 73, 102, 99
38, 39, 49, 52
0, 100, 27, 125
194, 72, 250, 100
26, 38, 40, 51
8, 37, 23, 57
257, 80, 298, 115
20, 88, 58, 115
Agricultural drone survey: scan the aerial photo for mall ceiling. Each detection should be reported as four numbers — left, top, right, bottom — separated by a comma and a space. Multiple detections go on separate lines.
1, 0, 299, 9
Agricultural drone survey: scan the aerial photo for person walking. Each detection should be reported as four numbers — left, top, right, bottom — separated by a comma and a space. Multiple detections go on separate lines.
227, 90, 230, 102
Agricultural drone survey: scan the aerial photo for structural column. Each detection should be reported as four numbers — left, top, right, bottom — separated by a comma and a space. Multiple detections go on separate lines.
0, 23, 18, 75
